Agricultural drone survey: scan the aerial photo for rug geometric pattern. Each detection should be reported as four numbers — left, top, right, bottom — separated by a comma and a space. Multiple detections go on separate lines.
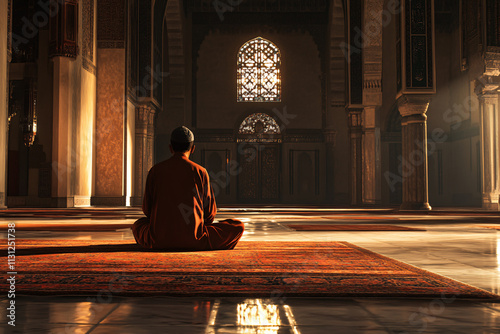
1, 240, 496, 299
285, 224, 425, 231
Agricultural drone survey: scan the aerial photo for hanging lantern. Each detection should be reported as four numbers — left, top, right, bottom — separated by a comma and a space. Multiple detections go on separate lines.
49, 0, 79, 58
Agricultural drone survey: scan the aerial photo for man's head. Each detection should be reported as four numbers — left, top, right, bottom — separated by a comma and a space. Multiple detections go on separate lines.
170, 126, 195, 155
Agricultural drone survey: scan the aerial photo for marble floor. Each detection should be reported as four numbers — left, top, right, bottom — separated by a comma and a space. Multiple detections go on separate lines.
2, 209, 500, 333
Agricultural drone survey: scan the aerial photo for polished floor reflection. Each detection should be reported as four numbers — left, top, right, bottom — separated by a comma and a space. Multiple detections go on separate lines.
2, 208, 500, 333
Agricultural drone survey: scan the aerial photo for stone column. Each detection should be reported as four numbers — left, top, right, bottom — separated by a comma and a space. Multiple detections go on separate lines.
132, 104, 155, 206
348, 108, 363, 205
397, 95, 432, 211
0, 0, 9, 209
477, 87, 500, 210
361, 0, 384, 205
51, 57, 76, 208
324, 128, 337, 202
362, 106, 381, 205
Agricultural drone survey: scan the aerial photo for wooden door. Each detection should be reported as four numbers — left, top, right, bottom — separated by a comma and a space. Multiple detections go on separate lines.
238, 143, 280, 203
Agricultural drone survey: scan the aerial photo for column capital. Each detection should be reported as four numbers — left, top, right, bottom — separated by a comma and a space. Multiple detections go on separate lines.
323, 129, 337, 145
396, 94, 431, 118
474, 77, 500, 100
136, 104, 156, 125
347, 108, 363, 129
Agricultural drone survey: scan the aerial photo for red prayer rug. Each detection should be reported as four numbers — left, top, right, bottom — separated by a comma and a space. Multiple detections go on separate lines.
0, 223, 132, 231
285, 224, 426, 231
0, 240, 495, 299
477, 226, 500, 230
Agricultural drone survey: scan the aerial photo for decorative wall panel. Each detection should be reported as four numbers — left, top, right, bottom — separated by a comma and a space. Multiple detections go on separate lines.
399, 0, 435, 93
82, 0, 95, 73
238, 143, 280, 203
97, 0, 125, 47
261, 145, 280, 201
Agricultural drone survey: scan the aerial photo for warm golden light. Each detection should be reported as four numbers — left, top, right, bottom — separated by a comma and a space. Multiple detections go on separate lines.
237, 299, 281, 333
205, 299, 301, 334
237, 37, 281, 102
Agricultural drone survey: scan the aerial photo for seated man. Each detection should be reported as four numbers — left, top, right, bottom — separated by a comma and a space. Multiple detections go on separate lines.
132, 126, 244, 251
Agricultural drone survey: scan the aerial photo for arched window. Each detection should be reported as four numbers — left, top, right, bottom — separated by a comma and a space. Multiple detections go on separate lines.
239, 113, 281, 134
237, 37, 281, 102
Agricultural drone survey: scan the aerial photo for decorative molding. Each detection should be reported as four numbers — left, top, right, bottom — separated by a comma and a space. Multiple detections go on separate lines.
197, 133, 235, 143
362, 0, 384, 106
82, 0, 94, 63
485, 47, 500, 76
136, 105, 155, 126
323, 130, 337, 145
284, 132, 323, 143
363, 80, 382, 90
474, 76, 500, 97
188, 0, 328, 13
97, 40, 125, 49
347, 109, 363, 128
74, 196, 91, 207
7, 0, 12, 62
82, 57, 96, 74
396, 94, 431, 118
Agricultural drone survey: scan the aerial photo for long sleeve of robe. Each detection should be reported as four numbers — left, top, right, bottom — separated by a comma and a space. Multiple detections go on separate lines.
132, 154, 243, 250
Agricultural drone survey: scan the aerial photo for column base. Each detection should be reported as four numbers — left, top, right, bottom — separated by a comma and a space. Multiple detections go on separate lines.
53, 197, 75, 208
482, 202, 499, 211
0, 192, 5, 209
91, 196, 126, 206
131, 196, 143, 207
400, 202, 432, 211
74, 196, 91, 207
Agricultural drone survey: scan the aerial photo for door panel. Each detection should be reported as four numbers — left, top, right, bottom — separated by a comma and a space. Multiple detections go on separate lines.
238, 144, 259, 202
238, 143, 280, 203
261, 145, 280, 201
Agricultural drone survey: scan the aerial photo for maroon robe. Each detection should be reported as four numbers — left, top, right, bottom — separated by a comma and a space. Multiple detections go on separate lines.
132, 154, 244, 250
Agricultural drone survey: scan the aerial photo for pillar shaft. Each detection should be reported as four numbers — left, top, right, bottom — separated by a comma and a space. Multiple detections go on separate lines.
478, 91, 500, 210
51, 57, 74, 207
362, 106, 381, 205
348, 109, 363, 205
397, 95, 432, 211
132, 105, 155, 206
0, 0, 9, 208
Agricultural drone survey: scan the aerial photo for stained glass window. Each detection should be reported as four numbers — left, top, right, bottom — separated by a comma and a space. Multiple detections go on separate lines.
239, 113, 281, 134
237, 37, 281, 102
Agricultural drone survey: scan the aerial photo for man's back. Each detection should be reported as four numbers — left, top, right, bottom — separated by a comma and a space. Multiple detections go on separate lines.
132, 125, 244, 251
140, 154, 216, 249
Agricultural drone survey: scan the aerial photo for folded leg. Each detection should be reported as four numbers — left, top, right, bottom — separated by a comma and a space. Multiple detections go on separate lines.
205, 219, 245, 250
132, 217, 153, 248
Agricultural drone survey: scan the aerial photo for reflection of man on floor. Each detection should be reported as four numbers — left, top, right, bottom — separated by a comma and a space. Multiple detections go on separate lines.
132, 126, 244, 250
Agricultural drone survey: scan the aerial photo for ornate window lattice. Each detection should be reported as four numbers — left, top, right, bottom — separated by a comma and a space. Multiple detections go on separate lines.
239, 113, 281, 134
237, 37, 281, 102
